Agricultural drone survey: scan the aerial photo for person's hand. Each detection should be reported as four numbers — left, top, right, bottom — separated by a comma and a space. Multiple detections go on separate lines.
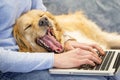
64, 40, 105, 55
54, 48, 102, 69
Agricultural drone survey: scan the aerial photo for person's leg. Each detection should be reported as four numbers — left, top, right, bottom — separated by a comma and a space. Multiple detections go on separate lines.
0, 71, 22, 80
0, 70, 108, 80
114, 67, 120, 80
107, 66, 120, 80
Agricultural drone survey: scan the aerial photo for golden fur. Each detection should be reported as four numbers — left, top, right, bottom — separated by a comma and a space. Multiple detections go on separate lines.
13, 10, 120, 52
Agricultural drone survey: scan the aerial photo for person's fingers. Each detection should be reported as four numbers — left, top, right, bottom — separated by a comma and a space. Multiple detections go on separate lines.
79, 45, 98, 56
90, 44, 105, 55
74, 49, 102, 65
65, 41, 104, 56
76, 49, 100, 59
85, 55, 102, 64
72, 43, 99, 55
79, 59, 96, 66
73, 42, 105, 56
76, 53, 102, 64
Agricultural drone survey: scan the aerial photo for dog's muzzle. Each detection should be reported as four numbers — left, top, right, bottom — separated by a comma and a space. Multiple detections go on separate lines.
36, 28, 64, 53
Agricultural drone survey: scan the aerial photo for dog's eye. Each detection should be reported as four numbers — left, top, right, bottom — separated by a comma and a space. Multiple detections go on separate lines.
24, 24, 32, 31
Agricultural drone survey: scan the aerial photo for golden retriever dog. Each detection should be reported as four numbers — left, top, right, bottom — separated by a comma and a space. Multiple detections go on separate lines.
13, 10, 120, 53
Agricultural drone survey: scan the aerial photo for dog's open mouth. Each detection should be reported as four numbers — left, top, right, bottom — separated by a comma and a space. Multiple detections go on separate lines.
36, 28, 64, 53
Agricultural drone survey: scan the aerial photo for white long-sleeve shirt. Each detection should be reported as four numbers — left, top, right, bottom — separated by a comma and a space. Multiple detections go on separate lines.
0, 0, 54, 73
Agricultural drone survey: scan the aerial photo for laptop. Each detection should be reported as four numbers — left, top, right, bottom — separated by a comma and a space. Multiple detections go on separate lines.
49, 50, 120, 76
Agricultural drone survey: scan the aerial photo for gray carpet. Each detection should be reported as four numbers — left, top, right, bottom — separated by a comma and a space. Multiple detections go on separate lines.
43, 0, 120, 33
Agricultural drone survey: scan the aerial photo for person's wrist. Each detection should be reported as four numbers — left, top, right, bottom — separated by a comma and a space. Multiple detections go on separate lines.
53, 54, 60, 68
64, 39, 76, 51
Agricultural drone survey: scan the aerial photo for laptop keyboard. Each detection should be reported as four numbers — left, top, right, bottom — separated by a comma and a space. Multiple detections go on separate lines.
79, 51, 120, 71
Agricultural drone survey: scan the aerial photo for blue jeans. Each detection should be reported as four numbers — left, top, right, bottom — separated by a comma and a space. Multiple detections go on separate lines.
0, 68, 120, 80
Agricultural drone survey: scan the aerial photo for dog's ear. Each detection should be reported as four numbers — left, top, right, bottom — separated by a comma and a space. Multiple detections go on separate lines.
13, 24, 32, 52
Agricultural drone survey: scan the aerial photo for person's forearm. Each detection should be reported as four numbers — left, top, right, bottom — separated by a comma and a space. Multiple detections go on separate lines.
0, 48, 54, 73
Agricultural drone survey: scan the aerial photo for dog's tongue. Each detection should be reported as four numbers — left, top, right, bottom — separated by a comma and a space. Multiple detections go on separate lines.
37, 31, 64, 53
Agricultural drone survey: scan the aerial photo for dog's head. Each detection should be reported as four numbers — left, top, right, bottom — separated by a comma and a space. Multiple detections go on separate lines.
13, 10, 63, 53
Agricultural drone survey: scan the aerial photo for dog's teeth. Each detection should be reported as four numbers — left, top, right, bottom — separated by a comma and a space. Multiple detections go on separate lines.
44, 43, 49, 48
42, 41, 49, 48
43, 42, 46, 45
39, 39, 43, 43
46, 45, 49, 48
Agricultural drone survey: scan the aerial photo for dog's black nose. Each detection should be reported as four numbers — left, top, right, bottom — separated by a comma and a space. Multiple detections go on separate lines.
39, 17, 49, 26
